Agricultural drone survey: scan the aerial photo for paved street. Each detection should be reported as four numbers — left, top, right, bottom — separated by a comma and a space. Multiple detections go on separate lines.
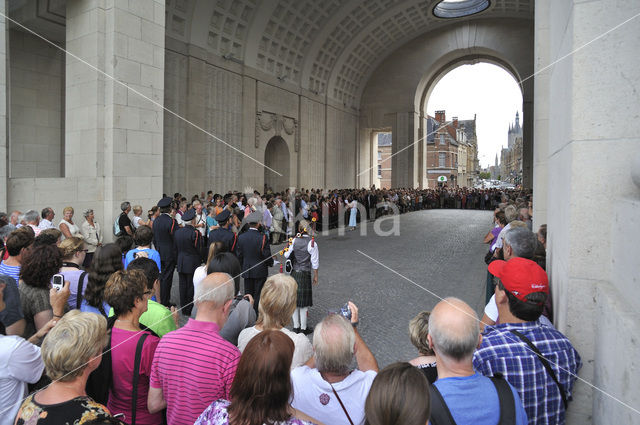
172, 208, 493, 367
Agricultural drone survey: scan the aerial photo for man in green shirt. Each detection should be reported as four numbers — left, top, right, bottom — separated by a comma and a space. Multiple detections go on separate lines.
121, 257, 178, 337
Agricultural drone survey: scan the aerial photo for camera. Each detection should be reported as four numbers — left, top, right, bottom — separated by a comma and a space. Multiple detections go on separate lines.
339, 302, 351, 321
51, 274, 64, 291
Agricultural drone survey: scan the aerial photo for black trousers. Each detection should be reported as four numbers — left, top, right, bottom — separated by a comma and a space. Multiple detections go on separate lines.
160, 257, 176, 307
244, 277, 267, 314
179, 272, 194, 316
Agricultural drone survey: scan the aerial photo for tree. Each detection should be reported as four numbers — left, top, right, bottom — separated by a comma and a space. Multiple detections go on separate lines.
479, 171, 491, 179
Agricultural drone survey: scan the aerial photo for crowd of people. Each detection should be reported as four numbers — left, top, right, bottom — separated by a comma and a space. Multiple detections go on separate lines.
0, 186, 582, 425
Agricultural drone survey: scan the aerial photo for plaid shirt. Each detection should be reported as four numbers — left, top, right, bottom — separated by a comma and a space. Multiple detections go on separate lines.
473, 320, 582, 425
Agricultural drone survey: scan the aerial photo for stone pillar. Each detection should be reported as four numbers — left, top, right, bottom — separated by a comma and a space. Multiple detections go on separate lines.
66, 0, 165, 241
532, 0, 550, 228
391, 111, 419, 188
542, 0, 640, 423
0, 0, 7, 212
521, 99, 533, 189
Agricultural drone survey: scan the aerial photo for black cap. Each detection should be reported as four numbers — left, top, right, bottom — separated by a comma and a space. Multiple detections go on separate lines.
215, 209, 231, 222
181, 208, 196, 222
157, 197, 172, 208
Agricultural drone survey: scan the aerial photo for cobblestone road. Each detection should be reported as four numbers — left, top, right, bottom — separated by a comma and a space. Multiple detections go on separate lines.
173, 209, 492, 367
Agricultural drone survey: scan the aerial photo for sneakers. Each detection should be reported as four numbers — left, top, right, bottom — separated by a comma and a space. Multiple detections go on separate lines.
293, 327, 301, 334
302, 326, 314, 335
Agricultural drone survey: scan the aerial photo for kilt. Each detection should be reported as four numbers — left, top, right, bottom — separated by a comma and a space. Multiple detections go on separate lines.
291, 269, 313, 307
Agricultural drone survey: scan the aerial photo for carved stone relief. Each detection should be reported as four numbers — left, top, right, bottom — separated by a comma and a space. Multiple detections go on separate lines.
255, 111, 298, 151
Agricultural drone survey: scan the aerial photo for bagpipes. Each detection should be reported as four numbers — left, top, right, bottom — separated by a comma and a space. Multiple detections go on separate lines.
277, 216, 317, 274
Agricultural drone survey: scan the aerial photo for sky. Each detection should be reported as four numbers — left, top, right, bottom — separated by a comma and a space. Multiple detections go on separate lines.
426, 63, 523, 168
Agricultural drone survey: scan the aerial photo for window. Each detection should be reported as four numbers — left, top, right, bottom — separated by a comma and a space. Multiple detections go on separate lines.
432, 0, 490, 19
378, 164, 382, 178
439, 134, 445, 145
378, 151, 382, 161
439, 153, 446, 168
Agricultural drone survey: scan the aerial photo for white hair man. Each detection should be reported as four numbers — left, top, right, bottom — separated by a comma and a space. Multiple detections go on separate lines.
290, 302, 378, 425
23, 210, 41, 236
427, 297, 527, 424
148, 273, 240, 425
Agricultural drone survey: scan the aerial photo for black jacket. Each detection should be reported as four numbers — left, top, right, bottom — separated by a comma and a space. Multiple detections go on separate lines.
174, 225, 205, 274
235, 228, 273, 278
208, 226, 237, 254
152, 214, 177, 261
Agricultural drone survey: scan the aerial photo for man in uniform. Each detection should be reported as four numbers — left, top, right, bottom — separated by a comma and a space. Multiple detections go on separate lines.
235, 212, 273, 313
152, 197, 178, 307
173, 208, 205, 316
208, 209, 237, 254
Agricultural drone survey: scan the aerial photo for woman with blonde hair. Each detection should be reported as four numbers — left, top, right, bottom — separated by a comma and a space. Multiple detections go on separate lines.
59, 237, 90, 310
237, 274, 313, 369
59, 206, 83, 241
408, 311, 437, 384
14, 310, 113, 424
131, 205, 150, 229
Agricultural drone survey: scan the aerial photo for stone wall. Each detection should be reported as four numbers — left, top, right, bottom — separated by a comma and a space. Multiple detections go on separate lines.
9, 29, 64, 178
162, 41, 358, 194
538, 0, 640, 423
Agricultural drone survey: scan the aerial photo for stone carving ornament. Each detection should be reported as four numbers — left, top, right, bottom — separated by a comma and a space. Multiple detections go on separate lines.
255, 111, 299, 151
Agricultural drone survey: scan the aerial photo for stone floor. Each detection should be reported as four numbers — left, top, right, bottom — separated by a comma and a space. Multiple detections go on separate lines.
171, 208, 493, 368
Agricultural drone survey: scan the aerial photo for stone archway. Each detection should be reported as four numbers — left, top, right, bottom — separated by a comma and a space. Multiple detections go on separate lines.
264, 136, 290, 193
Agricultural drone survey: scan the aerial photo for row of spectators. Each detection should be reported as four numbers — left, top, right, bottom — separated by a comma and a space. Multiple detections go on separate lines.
1, 187, 580, 425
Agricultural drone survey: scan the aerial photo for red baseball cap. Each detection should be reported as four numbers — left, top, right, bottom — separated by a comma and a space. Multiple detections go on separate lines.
488, 257, 549, 302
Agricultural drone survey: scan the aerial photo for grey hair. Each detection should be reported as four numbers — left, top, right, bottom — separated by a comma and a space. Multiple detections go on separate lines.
504, 227, 538, 259
194, 272, 234, 308
428, 297, 479, 361
313, 314, 355, 375
504, 205, 518, 223
83, 209, 94, 218
24, 210, 39, 223
0, 224, 17, 240
120, 201, 131, 211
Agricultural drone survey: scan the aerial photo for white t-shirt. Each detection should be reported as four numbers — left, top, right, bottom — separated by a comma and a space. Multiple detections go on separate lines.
132, 215, 142, 229
238, 327, 313, 369
0, 335, 45, 425
290, 366, 377, 425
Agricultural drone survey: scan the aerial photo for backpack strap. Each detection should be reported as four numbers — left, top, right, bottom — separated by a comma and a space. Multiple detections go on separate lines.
131, 332, 149, 425
76, 271, 88, 310
428, 384, 457, 425
489, 373, 516, 425
329, 382, 354, 425
509, 329, 568, 408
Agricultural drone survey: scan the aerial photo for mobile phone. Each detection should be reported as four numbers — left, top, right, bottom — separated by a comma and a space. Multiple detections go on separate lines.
52, 274, 64, 291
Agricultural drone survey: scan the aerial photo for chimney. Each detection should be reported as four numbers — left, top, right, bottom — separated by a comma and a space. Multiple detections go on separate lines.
435, 110, 445, 124
452, 117, 458, 128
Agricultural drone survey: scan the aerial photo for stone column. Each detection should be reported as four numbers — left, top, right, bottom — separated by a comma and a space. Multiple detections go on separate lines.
66, 0, 165, 241
391, 111, 419, 188
521, 99, 533, 189
0, 0, 7, 212
543, 1, 640, 423
532, 0, 550, 228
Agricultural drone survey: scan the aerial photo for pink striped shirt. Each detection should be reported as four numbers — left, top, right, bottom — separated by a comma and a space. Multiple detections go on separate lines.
150, 319, 240, 425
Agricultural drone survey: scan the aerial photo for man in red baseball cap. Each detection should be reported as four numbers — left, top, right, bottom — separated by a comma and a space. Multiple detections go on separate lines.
473, 257, 582, 425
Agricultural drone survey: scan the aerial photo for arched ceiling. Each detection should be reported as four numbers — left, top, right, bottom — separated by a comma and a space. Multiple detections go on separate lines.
166, 0, 533, 108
